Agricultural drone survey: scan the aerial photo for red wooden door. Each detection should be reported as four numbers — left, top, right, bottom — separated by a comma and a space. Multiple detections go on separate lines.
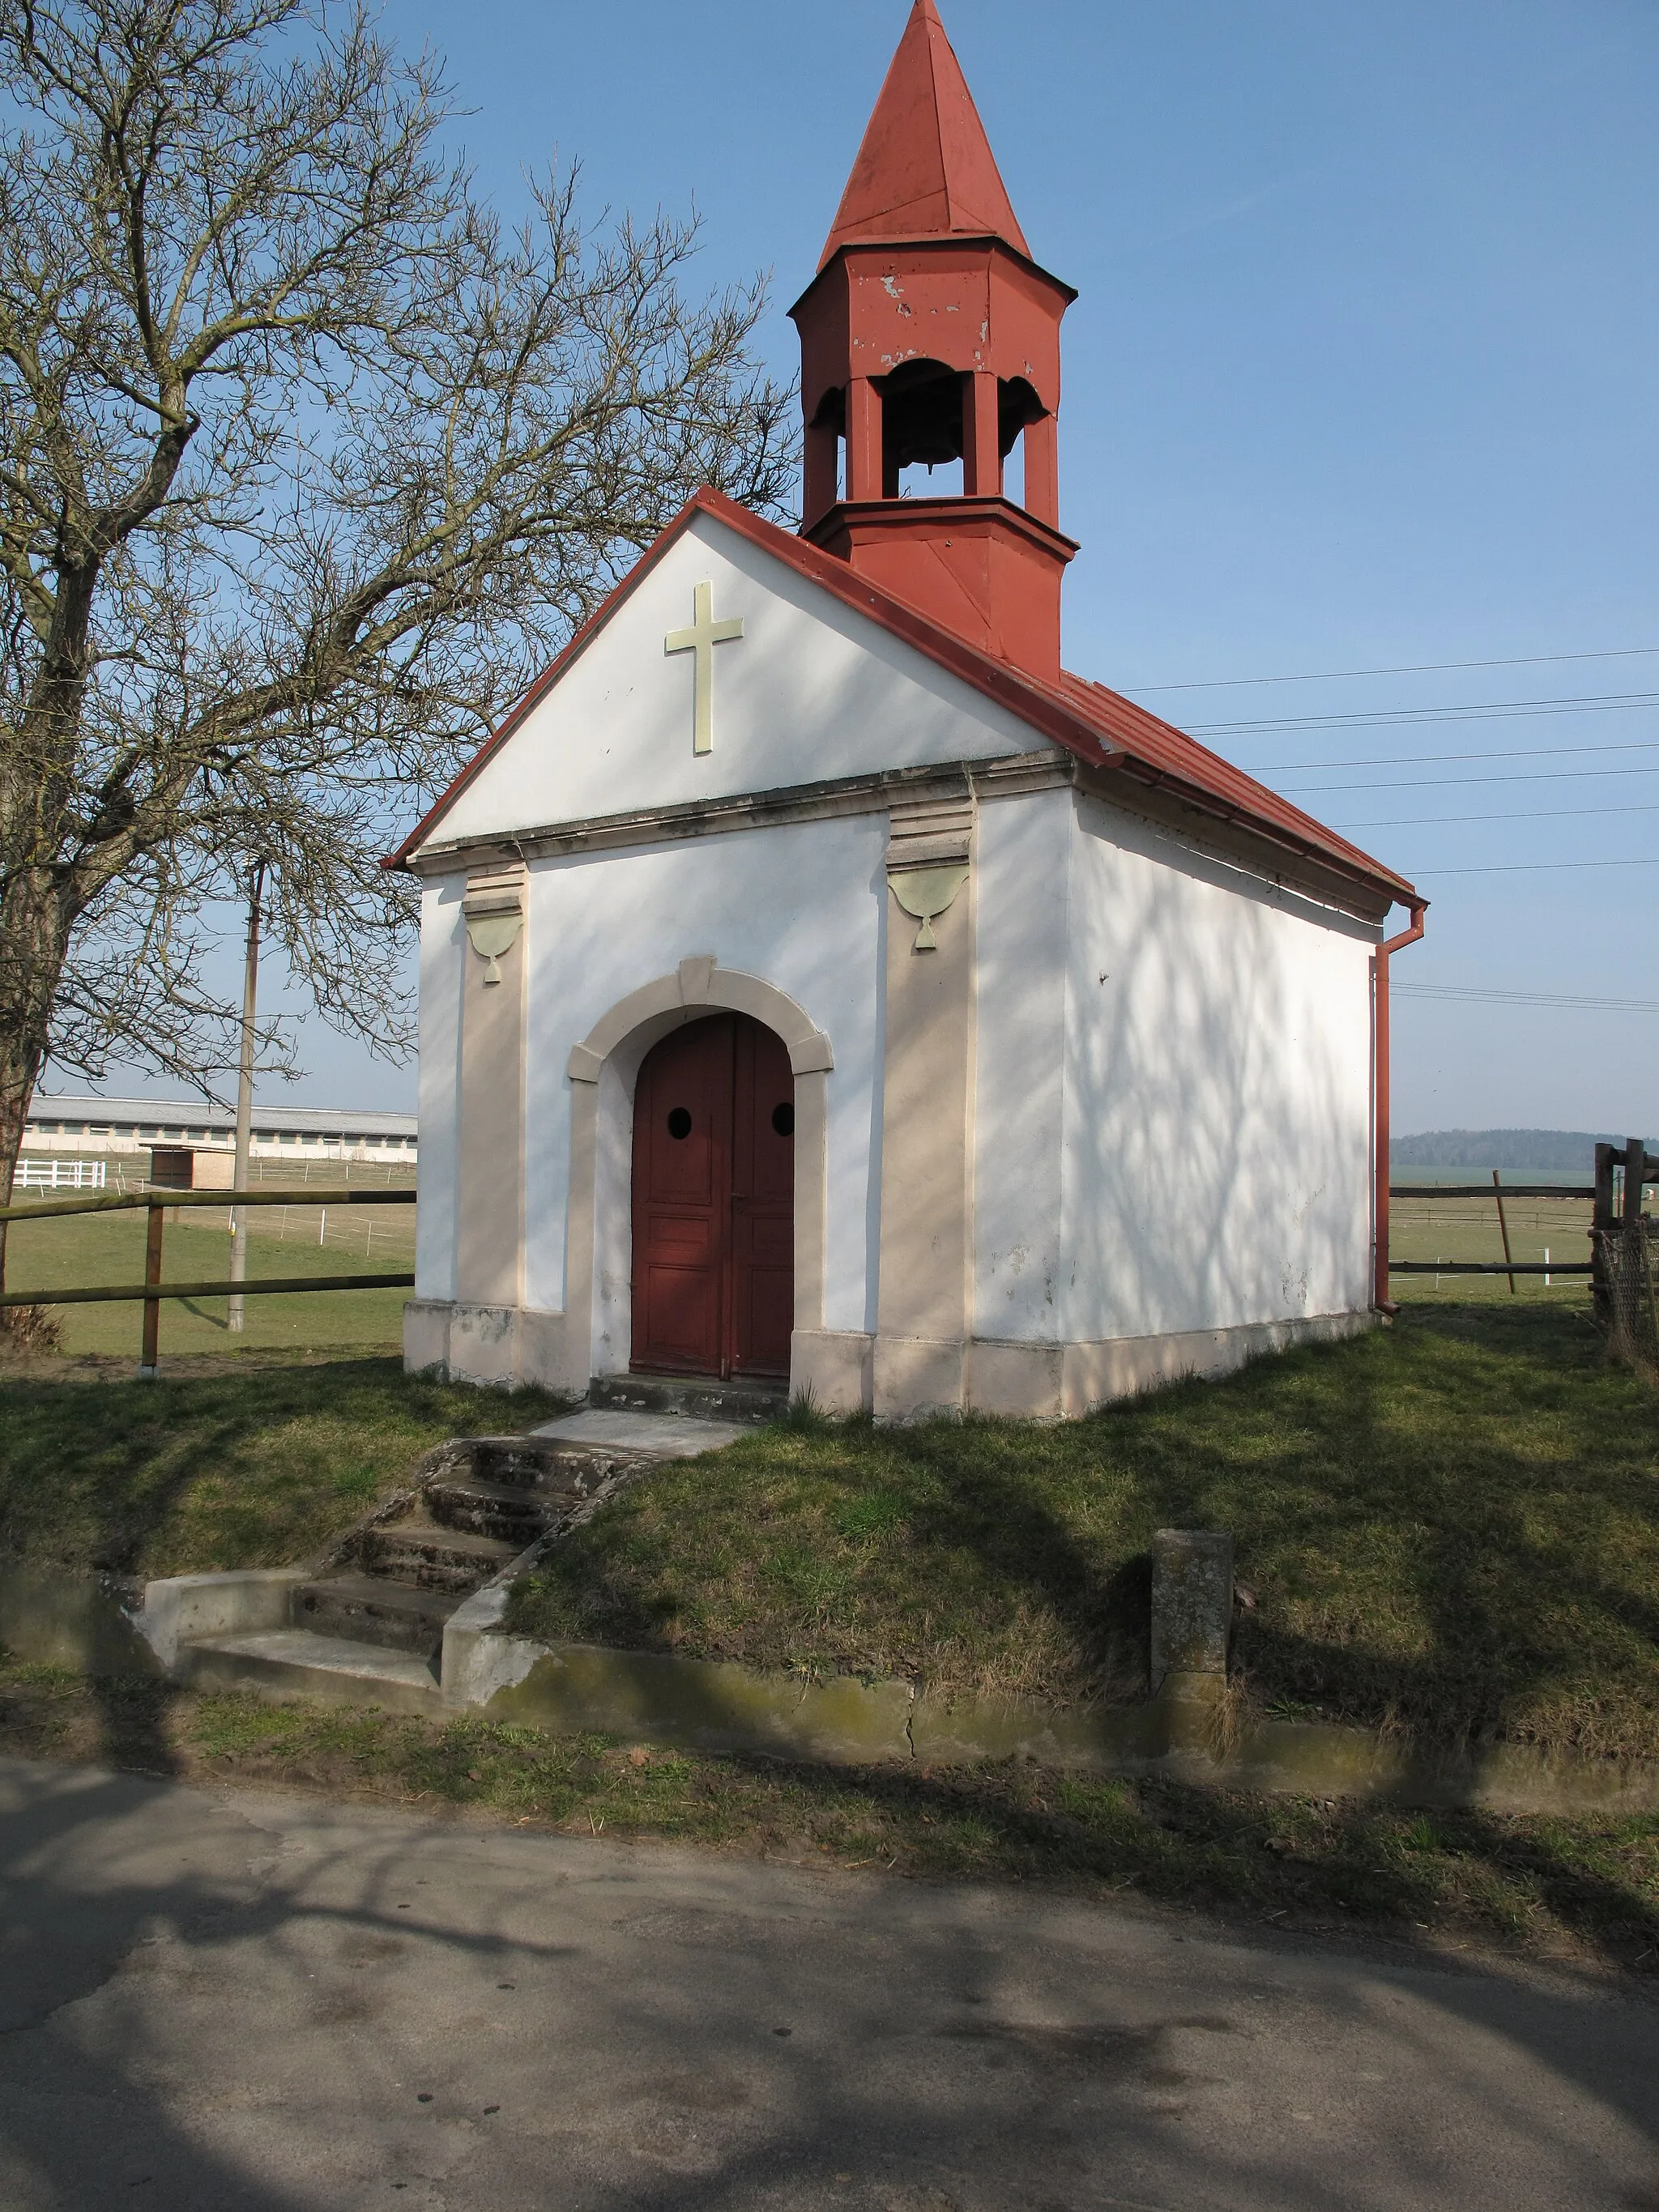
631, 1017, 729, 1377
731, 1017, 795, 1378
631, 1013, 795, 1379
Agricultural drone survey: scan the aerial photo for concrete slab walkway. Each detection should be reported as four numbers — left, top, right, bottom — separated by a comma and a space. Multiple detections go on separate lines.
531, 1405, 756, 1456
1, 1752, 1655, 2210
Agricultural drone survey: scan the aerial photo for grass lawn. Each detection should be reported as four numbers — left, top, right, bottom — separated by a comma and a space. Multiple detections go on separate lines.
0, 1355, 569, 1579
2, 1202, 415, 1357
1, 1656, 1653, 1979
1, 1292, 1654, 1979
510, 1299, 1659, 1764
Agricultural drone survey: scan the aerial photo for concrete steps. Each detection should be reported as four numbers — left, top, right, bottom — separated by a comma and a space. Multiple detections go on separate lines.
292, 1573, 455, 1654
168, 1409, 755, 1711
588, 1371, 787, 1426
177, 1628, 444, 1712
168, 1429, 668, 1705
422, 1474, 557, 1546
358, 1520, 519, 1592
287, 1437, 608, 1662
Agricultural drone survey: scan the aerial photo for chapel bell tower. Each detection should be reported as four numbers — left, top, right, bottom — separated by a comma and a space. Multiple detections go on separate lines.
790, 0, 1077, 684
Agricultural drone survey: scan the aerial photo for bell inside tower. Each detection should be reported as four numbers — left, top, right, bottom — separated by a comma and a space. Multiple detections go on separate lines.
805, 369, 1053, 509
881, 361, 963, 494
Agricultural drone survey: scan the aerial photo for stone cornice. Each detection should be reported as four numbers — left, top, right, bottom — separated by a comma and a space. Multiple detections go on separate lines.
402, 752, 1068, 876
407, 744, 1388, 927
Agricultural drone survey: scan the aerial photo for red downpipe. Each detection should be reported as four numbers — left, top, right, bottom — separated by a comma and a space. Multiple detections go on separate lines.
1374, 897, 1428, 1311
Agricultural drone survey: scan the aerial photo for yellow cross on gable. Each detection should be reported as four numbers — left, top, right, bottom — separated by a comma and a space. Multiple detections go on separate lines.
664, 581, 744, 757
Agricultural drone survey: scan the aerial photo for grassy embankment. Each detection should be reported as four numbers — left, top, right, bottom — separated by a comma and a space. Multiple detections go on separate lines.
0, 1357, 568, 1578
1, 1295, 1655, 1971
2, 1294, 1654, 1766
2, 1656, 1655, 1976
2, 1283, 1653, 1767
508, 1300, 1659, 1766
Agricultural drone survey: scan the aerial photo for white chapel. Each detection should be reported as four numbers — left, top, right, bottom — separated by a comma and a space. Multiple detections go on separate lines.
394, 0, 1422, 1421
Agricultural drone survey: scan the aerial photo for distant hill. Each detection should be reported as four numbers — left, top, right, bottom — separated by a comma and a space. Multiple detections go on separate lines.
1390, 1128, 1631, 1171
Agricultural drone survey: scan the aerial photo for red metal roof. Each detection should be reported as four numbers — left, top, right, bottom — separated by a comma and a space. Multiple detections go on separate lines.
387, 486, 1416, 911
1051, 671, 1417, 901
818, 0, 1031, 269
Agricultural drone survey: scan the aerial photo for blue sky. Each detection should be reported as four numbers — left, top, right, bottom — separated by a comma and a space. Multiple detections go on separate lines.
79, 0, 1659, 1134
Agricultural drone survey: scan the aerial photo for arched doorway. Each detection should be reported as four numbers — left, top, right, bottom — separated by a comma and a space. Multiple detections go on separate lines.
630, 1012, 795, 1379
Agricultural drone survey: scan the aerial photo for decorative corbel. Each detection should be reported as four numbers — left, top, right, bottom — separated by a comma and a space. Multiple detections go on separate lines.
889, 864, 970, 952
886, 790, 972, 953
463, 862, 527, 986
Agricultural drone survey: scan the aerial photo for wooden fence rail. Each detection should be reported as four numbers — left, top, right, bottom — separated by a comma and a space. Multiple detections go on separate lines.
0, 1184, 418, 1375
1387, 1260, 1593, 1276
0, 1272, 415, 1306
1387, 1183, 1595, 1200
4, 1157, 1648, 1362
0, 1184, 414, 1225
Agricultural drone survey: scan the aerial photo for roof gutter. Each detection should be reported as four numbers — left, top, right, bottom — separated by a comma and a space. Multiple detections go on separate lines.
1374, 897, 1429, 1312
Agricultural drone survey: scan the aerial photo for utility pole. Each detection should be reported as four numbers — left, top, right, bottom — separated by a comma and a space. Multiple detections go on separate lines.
227, 862, 264, 1332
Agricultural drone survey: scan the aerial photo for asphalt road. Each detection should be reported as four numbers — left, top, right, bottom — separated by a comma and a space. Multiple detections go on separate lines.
1, 1754, 1656, 2211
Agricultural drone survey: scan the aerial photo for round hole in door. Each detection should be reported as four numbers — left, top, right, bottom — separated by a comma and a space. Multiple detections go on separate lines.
771, 1102, 795, 1138
667, 1106, 693, 1140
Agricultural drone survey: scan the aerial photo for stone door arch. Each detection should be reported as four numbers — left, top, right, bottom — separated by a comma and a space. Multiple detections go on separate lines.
564, 958, 832, 1390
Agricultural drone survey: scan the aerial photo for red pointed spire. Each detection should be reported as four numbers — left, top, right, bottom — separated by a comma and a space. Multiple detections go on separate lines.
819, 0, 1030, 268
793, 4, 1074, 680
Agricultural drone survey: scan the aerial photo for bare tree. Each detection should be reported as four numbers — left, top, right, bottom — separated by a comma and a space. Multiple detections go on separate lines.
0, 0, 795, 1278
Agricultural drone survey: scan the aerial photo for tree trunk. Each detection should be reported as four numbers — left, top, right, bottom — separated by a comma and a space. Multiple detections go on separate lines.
0, 872, 75, 1294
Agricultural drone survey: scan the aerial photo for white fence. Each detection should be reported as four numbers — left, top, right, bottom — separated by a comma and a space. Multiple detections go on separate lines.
11, 1157, 108, 1192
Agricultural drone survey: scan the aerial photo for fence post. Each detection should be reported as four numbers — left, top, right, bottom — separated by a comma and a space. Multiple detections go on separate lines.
1593, 1142, 1616, 1326
1623, 1138, 1647, 1230
138, 1200, 165, 1379
1492, 1169, 1516, 1295
1625, 1140, 1656, 1362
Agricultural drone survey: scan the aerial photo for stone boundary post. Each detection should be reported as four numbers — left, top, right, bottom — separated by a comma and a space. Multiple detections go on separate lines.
1150, 1528, 1235, 1756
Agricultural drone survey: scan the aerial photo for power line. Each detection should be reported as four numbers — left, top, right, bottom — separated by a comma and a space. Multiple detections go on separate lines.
1191, 691, 1659, 739
1245, 735, 1659, 775
1393, 983, 1659, 1014
1132, 645, 1659, 693
1333, 799, 1659, 829
1410, 856, 1659, 876
1277, 762, 1659, 797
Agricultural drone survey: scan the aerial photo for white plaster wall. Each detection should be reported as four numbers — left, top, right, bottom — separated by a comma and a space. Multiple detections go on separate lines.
522, 812, 888, 1345
1057, 793, 1377, 1342
414, 879, 465, 1301
973, 786, 1072, 1339
433, 512, 1038, 845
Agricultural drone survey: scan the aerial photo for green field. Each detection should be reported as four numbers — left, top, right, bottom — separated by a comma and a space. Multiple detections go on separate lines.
6, 1177, 1623, 1355
2, 1187, 416, 1358
1387, 1189, 1601, 1302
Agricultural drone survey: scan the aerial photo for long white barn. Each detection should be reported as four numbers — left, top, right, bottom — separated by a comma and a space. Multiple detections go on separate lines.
23, 1095, 417, 1165
392, 2, 1420, 1421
